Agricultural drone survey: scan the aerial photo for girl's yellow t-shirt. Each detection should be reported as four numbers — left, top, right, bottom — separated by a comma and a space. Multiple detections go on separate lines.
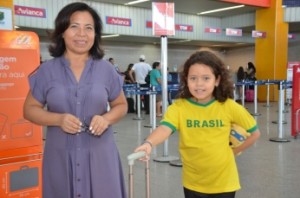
161, 98, 257, 193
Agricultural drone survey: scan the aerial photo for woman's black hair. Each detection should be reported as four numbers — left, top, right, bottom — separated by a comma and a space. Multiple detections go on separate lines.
178, 50, 234, 102
126, 63, 134, 71
237, 66, 245, 81
48, 2, 104, 59
152, 62, 160, 69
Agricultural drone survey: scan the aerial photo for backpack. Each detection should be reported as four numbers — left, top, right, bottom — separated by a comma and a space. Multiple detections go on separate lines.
145, 71, 151, 84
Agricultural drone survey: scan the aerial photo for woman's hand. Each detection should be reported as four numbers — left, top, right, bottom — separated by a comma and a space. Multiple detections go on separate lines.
89, 115, 109, 136
60, 113, 82, 134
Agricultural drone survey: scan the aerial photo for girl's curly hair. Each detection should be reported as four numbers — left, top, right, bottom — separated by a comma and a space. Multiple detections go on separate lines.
177, 50, 234, 102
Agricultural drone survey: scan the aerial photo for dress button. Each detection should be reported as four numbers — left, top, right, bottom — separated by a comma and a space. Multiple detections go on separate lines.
77, 163, 80, 166
77, 178, 81, 182
77, 194, 81, 197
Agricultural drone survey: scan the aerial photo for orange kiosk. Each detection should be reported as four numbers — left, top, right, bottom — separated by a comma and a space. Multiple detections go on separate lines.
0, 30, 43, 197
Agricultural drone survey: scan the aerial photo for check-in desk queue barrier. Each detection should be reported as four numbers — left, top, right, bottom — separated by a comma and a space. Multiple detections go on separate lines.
235, 80, 293, 142
123, 84, 180, 161
123, 84, 179, 125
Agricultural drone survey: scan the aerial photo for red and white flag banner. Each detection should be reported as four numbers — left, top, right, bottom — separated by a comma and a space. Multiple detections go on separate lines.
152, 2, 175, 36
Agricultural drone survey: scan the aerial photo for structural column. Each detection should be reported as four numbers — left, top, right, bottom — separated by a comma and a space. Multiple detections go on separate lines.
255, 0, 288, 101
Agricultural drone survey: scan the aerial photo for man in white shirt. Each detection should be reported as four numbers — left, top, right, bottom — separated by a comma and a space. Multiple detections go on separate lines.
129, 55, 152, 114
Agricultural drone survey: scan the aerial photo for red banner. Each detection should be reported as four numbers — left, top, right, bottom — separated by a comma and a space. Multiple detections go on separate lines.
252, 31, 266, 38
14, 5, 46, 18
205, 27, 222, 34
288, 34, 296, 39
106, 16, 131, 26
152, 2, 175, 36
175, 24, 193, 32
221, 0, 270, 7
146, 21, 193, 32
226, 28, 242, 36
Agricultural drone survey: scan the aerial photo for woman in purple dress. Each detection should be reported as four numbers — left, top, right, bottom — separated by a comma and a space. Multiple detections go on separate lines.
23, 2, 128, 198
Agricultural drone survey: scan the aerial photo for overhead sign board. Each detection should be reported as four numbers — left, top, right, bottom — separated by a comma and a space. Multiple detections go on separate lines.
14, 5, 46, 18
226, 28, 242, 36
252, 31, 267, 38
205, 27, 222, 34
152, 2, 175, 36
106, 16, 131, 27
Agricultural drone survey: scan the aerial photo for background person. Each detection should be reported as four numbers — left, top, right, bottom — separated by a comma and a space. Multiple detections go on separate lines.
150, 61, 162, 117
108, 57, 120, 72
23, 2, 128, 198
123, 63, 134, 84
236, 66, 245, 102
129, 54, 152, 114
123, 63, 135, 113
134, 50, 260, 198
245, 61, 256, 89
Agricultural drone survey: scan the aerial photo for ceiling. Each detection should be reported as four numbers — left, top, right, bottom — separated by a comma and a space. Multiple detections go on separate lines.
92, 0, 258, 48
94, 0, 259, 17
18, 0, 299, 48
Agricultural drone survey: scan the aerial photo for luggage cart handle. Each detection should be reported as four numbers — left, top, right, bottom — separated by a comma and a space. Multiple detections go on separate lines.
127, 151, 146, 166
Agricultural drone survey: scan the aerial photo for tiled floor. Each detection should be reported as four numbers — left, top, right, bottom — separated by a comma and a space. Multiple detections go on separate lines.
114, 101, 300, 198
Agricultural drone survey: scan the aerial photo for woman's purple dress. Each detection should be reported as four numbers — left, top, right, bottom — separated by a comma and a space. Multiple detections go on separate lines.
29, 57, 127, 198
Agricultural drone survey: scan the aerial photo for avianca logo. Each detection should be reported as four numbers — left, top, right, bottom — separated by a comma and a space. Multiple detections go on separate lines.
14, 5, 46, 18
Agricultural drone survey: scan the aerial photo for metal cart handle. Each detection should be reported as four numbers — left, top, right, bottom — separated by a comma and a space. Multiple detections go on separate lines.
127, 151, 150, 198
127, 151, 146, 165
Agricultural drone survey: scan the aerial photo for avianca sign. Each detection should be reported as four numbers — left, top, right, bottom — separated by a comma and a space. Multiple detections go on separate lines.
106, 17, 131, 26
221, 0, 270, 7
14, 5, 46, 18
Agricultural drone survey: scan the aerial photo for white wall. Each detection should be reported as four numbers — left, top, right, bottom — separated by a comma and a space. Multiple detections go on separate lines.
288, 40, 300, 62
225, 47, 255, 73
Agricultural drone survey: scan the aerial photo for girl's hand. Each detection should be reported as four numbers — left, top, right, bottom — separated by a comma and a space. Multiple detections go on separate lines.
232, 147, 242, 156
134, 141, 153, 161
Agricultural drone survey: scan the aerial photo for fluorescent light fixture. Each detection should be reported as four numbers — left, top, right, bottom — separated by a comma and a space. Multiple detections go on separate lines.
125, 0, 150, 6
169, 39, 191, 44
101, 34, 120, 38
197, 5, 245, 15
153, 39, 191, 45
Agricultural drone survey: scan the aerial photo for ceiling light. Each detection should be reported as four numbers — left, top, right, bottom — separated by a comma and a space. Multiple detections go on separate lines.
153, 39, 191, 45
125, 0, 150, 6
197, 5, 245, 15
169, 39, 191, 44
101, 34, 120, 38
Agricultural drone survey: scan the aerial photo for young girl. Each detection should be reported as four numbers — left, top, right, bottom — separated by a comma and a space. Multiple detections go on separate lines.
134, 50, 260, 198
